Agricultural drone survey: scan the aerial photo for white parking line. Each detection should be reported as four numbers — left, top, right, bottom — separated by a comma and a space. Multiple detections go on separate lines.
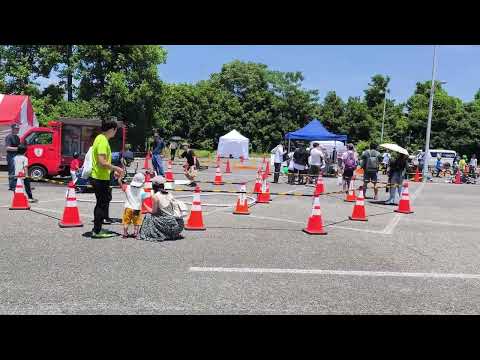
403, 218, 480, 229
382, 183, 424, 235
189, 266, 480, 280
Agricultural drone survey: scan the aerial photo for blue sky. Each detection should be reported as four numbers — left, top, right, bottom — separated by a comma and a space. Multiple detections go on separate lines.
37, 45, 480, 104
158, 45, 480, 104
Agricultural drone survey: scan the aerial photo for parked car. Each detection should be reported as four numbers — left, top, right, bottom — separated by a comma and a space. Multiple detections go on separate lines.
410, 149, 457, 168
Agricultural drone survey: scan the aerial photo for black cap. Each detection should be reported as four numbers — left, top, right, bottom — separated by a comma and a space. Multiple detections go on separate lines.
11, 124, 19, 129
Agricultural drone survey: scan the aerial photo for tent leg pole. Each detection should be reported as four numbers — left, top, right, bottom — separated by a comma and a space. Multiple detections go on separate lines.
288, 139, 290, 153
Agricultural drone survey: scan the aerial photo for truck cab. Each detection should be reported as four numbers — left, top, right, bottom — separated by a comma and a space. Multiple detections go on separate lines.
23, 127, 60, 179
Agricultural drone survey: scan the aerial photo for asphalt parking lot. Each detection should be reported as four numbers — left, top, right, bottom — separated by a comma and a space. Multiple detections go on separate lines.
1, 159, 480, 314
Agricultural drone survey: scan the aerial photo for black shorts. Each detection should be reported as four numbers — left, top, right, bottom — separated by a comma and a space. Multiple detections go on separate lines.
309, 165, 320, 176
343, 168, 354, 179
364, 171, 378, 183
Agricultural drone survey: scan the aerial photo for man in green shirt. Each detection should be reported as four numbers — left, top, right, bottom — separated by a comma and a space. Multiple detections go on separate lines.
91, 119, 125, 238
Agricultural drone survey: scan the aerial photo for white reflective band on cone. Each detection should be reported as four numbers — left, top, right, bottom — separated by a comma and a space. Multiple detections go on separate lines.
191, 204, 202, 212
66, 200, 77, 207
193, 193, 201, 203
312, 206, 322, 216
356, 200, 365, 206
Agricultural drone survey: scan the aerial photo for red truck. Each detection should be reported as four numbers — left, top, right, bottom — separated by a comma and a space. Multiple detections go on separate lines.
20, 117, 126, 180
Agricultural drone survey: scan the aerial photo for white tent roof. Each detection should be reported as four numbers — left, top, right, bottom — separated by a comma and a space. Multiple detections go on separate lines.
220, 129, 248, 141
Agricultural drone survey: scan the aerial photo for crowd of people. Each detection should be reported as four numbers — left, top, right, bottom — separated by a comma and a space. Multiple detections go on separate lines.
270, 140, 412, 205
5, 118, 480, 240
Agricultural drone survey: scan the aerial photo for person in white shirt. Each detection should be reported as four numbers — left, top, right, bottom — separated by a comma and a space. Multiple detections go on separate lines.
271, 141, 285, 183
469, 154, 477, 177
382, 152, 391, 174
14, 144, 38, 203
118, 172, 148, 238
308, 142, 324, 184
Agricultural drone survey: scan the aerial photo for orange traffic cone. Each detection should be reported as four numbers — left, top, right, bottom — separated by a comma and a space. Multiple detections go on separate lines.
454, 170, 461, 184
59, 181, 83, 227
240, 156, 244, 164
185, 186, 206, 230
265, 160, 271, 176
394, 181, 414, 214
256, 173, 271, 203
9, 171, 30, 210
303, 195, 328, 235
414, 167, 421, 182
314, 174, 325, 196
253, 171, 262, 194
214, 165, 224, 185
233, 183, 250, 215
141, 172, 153, 214
225, 159, 232, 174
349, 186, 367, 221
165, 160, 174, 182
345, 176, 357, 202
143, 151, 151, 170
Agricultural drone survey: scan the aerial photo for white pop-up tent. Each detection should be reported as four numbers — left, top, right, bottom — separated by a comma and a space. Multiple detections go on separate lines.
217, 129, 249, 159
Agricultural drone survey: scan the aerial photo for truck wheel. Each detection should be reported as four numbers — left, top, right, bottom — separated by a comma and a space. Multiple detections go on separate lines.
29, 165, 47, 180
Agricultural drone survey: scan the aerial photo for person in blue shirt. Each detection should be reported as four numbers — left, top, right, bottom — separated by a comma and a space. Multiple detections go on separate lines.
151, 133, 165, 176
435, 155, 442, 177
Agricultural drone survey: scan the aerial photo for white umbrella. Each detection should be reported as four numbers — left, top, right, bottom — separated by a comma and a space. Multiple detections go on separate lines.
379, 143, 409, 156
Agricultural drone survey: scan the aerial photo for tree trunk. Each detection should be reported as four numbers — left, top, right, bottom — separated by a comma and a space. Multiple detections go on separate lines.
67, 45, 73, 101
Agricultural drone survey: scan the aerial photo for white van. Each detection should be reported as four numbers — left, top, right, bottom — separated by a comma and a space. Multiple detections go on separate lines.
412, 149, 457, 168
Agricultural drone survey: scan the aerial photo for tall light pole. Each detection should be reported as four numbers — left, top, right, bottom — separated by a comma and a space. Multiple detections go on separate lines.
422, 45, 438, 183
380, 87, 389, 143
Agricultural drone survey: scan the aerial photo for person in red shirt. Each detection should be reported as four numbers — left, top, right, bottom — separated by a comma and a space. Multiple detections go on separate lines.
70, 152, 80, 183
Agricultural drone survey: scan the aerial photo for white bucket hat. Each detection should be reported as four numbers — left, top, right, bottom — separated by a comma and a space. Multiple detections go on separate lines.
130, 173, 145, 187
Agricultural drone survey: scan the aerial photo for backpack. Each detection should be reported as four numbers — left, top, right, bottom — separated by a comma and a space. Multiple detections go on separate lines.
344, 151, 357, 170
364, 150, 380, 171
81, 147, 93, 179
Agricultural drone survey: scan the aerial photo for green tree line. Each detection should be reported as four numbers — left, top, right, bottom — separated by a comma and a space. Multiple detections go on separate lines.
1, 45, 480, 156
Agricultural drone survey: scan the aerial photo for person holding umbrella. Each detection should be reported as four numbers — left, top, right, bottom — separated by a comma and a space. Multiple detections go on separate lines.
380, 143, 409, 205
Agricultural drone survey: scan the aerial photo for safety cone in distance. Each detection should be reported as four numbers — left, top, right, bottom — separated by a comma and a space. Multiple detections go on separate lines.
349, 186, 367, 221
225, 159, 232, 174
165, 160, 174, 182
240, 156, 244, 164
256, 173, 270, 203
265, 160, 271, 176
454, 170, 461, 184
314, 174, 325, 196
303, 195, 328, 235
253, 171, 262, 194
9, 171, 30, 210
143, 151, 151, 170
394, 181, 414, 214
345, 176, 357, 202
59, 181, 83, 227
214, 165, 224, 185
233, 183, 250, 215
185, 186, 206, 230
414, 167, 422, 182
141, 172, 153, 214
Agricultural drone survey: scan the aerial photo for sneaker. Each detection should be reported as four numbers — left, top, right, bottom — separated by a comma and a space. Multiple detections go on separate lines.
29, 198, 38, 203
103, 218, 113, 225
91, 230, 117, 239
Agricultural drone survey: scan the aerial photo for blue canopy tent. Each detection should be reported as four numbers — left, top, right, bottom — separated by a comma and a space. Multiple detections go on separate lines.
285, 119, 347, 153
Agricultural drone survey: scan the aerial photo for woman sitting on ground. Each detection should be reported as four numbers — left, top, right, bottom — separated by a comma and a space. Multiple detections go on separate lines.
139, 176, 185, 242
